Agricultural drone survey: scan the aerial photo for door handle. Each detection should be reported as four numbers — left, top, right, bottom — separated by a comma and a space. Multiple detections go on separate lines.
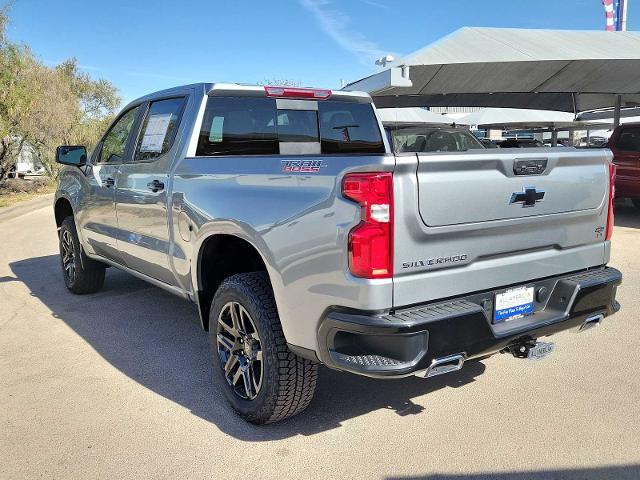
102, 177, 115, 188
147, 180, 165, 193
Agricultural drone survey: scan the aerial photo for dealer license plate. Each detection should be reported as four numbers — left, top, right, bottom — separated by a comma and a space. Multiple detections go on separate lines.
494, 286, 534, 322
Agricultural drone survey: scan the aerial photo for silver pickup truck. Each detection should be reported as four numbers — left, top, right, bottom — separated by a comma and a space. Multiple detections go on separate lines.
54, 83, 621, 424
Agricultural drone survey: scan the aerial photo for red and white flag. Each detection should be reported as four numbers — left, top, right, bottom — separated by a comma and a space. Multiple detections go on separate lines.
602, 0, 621, 31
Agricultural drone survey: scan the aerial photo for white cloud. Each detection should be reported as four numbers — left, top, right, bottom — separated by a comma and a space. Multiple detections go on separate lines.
300, 0, 388, 65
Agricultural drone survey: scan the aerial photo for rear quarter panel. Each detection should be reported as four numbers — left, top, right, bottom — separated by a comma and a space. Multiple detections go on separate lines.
171, 154, 394, 351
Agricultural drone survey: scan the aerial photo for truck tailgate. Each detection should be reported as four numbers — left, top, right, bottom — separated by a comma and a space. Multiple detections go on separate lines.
392, 148, 612, 308
417, 149, 607, 226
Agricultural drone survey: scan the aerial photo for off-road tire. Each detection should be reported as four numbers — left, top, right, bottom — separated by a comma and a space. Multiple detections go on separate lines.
631, 199, 640, 210
209, 272, 318, 424
59, 216, 106, 294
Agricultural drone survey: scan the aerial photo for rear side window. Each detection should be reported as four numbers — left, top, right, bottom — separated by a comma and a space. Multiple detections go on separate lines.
617, 127, 640, 152
318, 101, 385, 154
196, 96, 384, 156
134, 97, 186, 162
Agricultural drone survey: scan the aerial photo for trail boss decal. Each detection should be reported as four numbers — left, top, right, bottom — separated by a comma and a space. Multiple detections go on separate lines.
281, 160, 325, 173
402, 254, 468, 270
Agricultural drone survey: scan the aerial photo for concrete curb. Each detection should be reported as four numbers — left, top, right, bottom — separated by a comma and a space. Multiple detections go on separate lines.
0, 193, 54, 224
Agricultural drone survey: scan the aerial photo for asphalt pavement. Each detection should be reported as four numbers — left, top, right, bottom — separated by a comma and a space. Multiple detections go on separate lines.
1, 201, 639, 479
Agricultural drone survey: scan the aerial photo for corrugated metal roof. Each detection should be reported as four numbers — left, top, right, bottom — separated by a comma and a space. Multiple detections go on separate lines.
376, 108, 456, 125
459, 108, 577, 128
345, 27, 640, 112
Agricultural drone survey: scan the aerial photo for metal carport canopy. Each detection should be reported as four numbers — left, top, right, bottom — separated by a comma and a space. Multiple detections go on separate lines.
345, 27, 640, 112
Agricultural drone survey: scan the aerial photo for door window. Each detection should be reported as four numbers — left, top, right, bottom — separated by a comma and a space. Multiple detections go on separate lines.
134, 97, 187, 162
99, 106, 140, 163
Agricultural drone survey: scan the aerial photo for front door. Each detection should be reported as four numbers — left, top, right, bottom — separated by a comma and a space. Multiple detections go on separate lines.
115, 96, 187, 285
78, 105, 141, 264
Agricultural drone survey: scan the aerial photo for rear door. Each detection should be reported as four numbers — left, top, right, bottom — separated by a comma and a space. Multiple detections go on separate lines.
392, 148, 611, 307
115, 96, 187, 285
611, 126, 640, 198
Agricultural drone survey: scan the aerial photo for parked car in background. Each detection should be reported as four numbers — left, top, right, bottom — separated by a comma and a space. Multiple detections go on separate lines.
608, 123, 640, 208
385, 124, 486, 153
578, 136, 608, 148
54, 83, 621, 424
7, 141, 45, 178
479, 138, 500, 148
499, 138, 545, 148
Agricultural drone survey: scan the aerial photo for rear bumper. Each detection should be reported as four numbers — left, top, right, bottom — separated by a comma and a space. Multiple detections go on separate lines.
317, 267, 622, 378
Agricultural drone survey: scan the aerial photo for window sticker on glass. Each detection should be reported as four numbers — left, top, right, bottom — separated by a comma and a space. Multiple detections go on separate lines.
140, 113, 173, 153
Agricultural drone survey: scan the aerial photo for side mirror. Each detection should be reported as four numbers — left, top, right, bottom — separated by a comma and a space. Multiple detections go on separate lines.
56, 146, 87, 167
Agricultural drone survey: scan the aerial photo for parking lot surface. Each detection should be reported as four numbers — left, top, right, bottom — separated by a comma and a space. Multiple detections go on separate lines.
1, 203, 639, 480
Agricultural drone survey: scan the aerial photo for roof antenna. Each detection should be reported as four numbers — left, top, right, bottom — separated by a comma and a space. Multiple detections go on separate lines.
375, 55, 395, 68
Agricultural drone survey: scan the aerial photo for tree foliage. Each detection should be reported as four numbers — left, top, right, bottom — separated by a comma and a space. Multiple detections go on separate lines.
256, 78, 302, 87
0, 5, 120, 182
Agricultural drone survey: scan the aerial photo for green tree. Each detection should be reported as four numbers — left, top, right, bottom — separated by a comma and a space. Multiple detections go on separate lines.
0, 4, 120, 182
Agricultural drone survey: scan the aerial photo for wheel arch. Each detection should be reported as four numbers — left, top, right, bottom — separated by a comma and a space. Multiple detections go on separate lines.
54, 195, 75, 229
195, 232, 276, 331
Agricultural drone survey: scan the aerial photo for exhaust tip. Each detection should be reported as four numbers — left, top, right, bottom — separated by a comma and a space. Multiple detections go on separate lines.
579, 313, 604, 332
416, 354, 466, 378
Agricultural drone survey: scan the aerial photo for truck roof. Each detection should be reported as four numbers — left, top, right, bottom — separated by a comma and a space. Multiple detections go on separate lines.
124, 82, 372, 110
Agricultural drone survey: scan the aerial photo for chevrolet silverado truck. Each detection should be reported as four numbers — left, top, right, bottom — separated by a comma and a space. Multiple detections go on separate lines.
54, 83, 621, 424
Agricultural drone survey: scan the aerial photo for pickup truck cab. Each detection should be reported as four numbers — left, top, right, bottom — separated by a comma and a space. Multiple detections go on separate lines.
608, 123, 640, 208
54, 83, 621, 424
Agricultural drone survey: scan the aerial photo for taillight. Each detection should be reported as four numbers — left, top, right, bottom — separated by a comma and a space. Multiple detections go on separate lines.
342, 173, 393, 279
606, 162, 616, 241
264, 86, 331, 100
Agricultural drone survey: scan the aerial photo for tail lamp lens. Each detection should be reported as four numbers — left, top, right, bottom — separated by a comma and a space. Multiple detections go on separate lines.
342, 173, 393, 279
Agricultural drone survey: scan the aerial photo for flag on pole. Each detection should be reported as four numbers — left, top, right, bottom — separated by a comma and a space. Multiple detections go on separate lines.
602, 0, 622, 31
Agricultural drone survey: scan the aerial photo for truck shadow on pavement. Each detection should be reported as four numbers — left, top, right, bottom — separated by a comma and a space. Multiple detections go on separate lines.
11, 255, 486, 441
387, 464, 640, 480
615, 199, 640, 228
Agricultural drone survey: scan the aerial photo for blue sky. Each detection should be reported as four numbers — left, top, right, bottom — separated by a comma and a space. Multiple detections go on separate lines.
5, 0, 635, 104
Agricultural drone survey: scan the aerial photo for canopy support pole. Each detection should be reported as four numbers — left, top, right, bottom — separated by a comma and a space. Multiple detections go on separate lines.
551, 129, 558, 146
614, 95, 622, 129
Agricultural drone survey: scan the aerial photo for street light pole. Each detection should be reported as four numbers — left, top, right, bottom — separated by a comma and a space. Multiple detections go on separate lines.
620, 0, 628, 31
612, 0, 628, 129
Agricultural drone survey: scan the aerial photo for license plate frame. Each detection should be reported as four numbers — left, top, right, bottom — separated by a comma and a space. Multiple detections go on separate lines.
494, 286, 535, 323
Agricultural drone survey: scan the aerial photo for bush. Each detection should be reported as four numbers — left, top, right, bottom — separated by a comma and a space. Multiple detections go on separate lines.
0, 177, 52, 195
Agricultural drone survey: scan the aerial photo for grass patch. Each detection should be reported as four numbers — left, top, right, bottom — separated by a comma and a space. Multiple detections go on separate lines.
0, 177, 56, 208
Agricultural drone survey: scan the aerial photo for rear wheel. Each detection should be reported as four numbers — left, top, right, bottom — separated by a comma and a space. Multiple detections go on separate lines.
209, 272, 318, 424
632, 199, 640, 210
59, 216, 106, 294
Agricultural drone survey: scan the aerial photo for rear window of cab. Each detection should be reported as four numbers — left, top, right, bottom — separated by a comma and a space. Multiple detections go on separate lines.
196, 97, 385, 156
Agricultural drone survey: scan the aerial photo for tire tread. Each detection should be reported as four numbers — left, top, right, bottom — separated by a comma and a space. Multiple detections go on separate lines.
211, 272, 318, 424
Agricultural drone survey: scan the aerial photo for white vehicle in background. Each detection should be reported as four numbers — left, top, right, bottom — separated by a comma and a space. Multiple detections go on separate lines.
8, 142, 45, 178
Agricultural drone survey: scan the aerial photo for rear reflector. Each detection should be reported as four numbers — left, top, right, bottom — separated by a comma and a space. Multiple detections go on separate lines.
342, 173, 393, 279
264, 86, 331, 100
606, 162, 616, 241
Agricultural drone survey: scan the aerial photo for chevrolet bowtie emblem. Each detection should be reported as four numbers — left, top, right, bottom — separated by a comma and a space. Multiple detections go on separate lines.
510, 187, 545, 207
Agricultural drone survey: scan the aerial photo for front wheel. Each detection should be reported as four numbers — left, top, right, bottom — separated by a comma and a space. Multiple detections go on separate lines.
59, 216, 106, 294
209, 272, 318, 424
